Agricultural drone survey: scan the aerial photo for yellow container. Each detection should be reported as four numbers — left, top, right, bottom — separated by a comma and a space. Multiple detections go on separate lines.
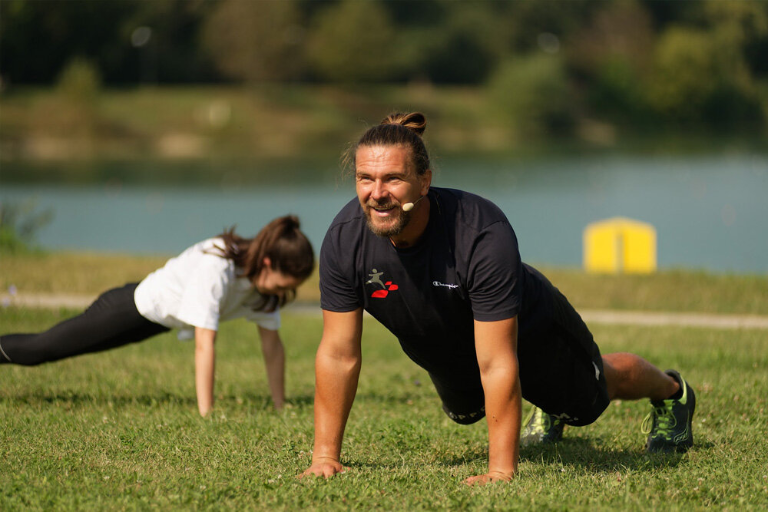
583, 217, 657, 274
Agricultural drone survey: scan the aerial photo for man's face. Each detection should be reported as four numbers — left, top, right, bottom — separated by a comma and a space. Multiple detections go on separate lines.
355, 145, 427, 238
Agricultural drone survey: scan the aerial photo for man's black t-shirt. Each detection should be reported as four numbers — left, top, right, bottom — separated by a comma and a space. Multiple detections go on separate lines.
320, 187, 551, 382
321, 187, 611, 426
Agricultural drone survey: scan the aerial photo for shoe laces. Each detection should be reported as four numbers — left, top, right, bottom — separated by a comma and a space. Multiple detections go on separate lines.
641, 403, 677, 436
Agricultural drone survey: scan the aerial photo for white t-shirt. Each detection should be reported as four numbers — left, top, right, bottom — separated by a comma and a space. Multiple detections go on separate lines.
134, 238, 280, 340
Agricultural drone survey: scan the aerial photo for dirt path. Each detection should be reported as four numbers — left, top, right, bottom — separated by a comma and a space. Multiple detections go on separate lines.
578, 309, 768, 329
3, 292, 768, 330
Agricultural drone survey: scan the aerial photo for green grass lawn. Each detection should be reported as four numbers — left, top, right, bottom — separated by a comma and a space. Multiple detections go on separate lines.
1, 306, 766, 510
4, 251, 768, 314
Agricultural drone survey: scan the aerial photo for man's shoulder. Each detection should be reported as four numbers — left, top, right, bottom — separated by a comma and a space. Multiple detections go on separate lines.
434, 187, 510, 231
323, 198, 367, 257
328, 197, 365, 232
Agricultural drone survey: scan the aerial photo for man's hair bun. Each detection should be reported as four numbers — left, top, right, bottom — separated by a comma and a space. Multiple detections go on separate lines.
380, 112, 426, 136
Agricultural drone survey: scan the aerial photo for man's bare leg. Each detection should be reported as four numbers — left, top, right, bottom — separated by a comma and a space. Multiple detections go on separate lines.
602, 352, 679, 401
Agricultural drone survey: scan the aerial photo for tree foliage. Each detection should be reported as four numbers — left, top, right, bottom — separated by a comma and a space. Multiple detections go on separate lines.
488, 54, 575, 138
0, 0, 766, 132
203, 0, 305, 83
417, 2, 508, 85
306, 0, 399, 83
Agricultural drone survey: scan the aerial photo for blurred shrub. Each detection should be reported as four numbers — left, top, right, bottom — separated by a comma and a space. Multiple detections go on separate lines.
417, 3, 506, 85
589, 56, 651, 127
568, 0, 654, 78
486, 54, 576, 138
645, 26, 763, 127
306, 0, 400, 83
31, 57, 105, 139
702, 0, 768, 50
203, 0, 305, 83
57, 57, 101, 103
0, 201, 53, 254
568, 0, 655, 126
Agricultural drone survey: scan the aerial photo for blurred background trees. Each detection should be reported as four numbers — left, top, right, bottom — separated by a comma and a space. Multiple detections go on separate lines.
1, 0, 767, 142
203, 0, 306, 83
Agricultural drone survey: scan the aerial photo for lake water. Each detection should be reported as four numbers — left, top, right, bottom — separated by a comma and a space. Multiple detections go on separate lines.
1, 151, 767, 274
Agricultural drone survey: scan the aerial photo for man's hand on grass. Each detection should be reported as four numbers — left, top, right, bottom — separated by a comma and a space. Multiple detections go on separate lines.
464, 471, 513, 486
299, 458, 349, 479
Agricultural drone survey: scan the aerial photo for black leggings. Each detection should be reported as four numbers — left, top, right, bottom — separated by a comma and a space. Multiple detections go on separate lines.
0, 283, 169, 366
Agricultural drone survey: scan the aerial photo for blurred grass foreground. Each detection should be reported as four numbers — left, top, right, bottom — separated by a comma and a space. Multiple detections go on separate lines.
3, 251, 768, 316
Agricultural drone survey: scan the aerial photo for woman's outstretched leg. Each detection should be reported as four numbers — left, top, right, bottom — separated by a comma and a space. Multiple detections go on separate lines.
0, 283, 168, 366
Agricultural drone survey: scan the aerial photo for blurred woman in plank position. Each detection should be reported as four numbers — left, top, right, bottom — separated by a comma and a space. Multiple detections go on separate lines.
1, 215, 314, 416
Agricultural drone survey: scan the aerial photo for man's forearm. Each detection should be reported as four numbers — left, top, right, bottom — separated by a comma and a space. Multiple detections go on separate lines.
473, 317, 521, 481
311, 350, 361, 461
484, 368, 522, 477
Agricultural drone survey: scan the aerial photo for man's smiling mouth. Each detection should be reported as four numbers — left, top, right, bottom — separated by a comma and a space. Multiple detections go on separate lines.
369, 203, 397, 216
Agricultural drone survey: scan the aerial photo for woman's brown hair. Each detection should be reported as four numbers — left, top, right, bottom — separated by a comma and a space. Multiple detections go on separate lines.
215, 215, 314, 311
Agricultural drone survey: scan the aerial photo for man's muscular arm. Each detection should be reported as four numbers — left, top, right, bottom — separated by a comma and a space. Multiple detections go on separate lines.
465, 317, 521, 485
300, 309, 363, 478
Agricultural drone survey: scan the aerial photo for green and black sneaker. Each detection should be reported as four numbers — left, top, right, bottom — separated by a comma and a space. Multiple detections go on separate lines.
642, 370, 696, 453
520, 406, 564, 445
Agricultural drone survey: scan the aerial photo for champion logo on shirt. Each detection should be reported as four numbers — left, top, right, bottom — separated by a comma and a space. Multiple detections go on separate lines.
366, 268, 399, 298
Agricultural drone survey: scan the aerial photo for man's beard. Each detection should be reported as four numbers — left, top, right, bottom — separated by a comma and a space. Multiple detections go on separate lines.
364, 201, 412, 238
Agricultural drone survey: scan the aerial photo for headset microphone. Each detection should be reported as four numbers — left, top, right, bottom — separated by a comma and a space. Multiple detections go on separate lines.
401, 195, 425, 212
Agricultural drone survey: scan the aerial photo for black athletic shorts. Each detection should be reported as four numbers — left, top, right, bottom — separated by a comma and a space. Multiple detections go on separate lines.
430, 276, 610, 428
